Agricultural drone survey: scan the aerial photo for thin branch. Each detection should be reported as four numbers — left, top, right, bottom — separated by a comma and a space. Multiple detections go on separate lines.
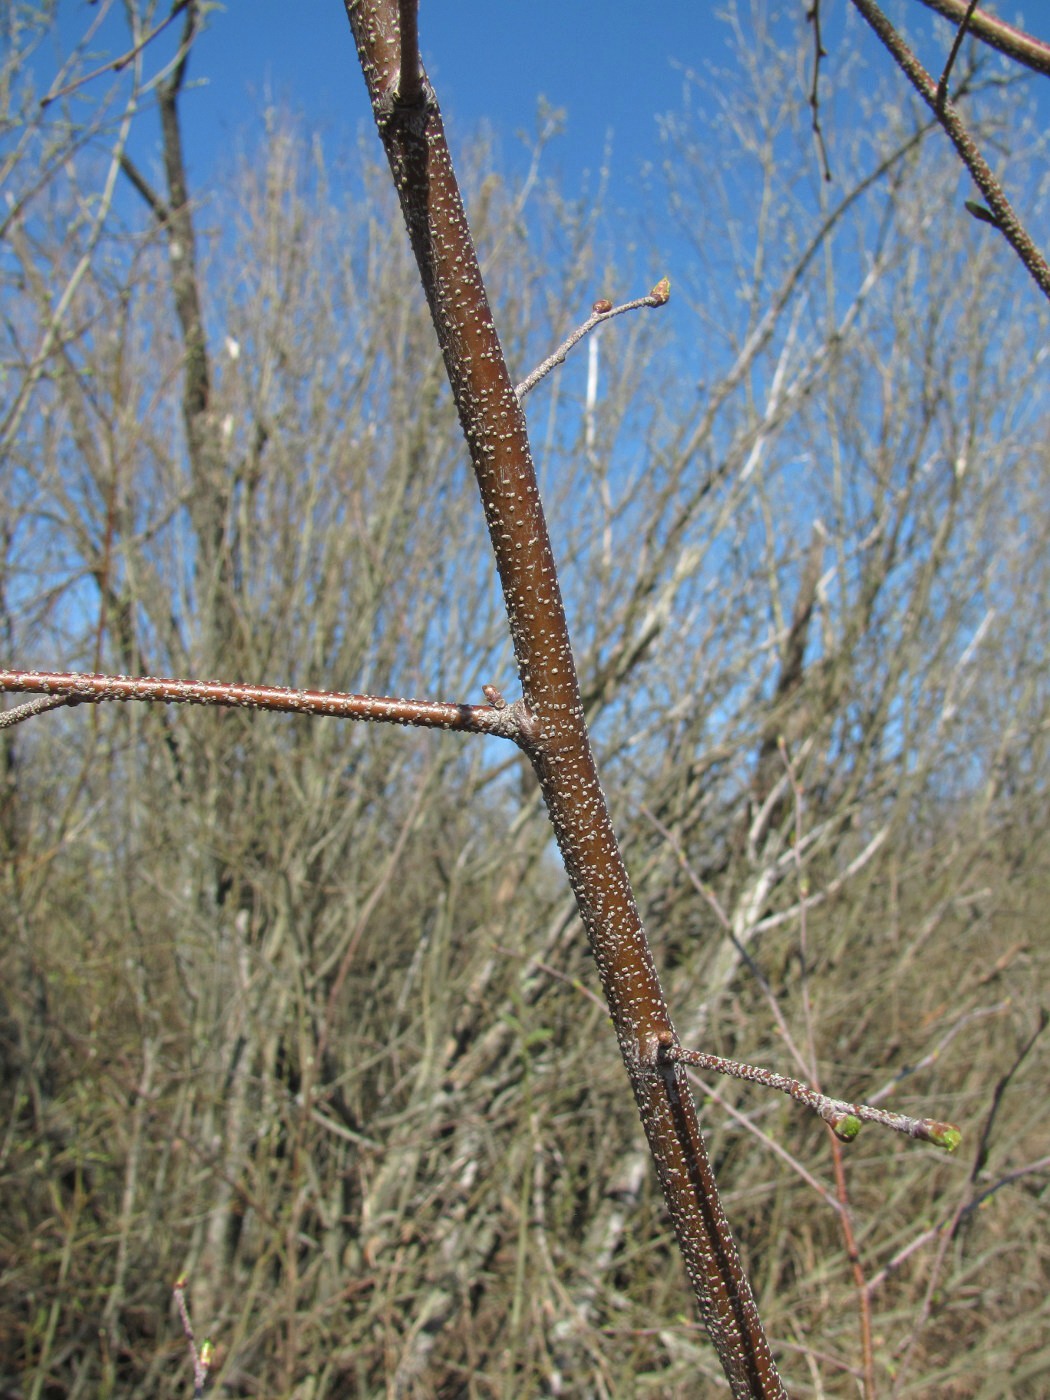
515, 280, 670, 402
960, 1153, 1050, 1214
664, 1045, 962, 1150
850, 0, 1050, 301
672, 121, 934, 475
0, 694, 75, 728
965, 1007, 1047, 1185
0, 50, 143, 467
866, 1000, 1010, 1105
173, 1275, 212, 1400
936, 0, 978, 110
828, 1132, 876, 1400
395, 0, 422, 106
0, 669, 538, 745
748, 823, 891, 936
163, 0, 197, 103
806, 0, 833, 182
40, 0, 190, 108
863, 1153, 1050, 1304
913, 0, 1050, 79
119, 151, 169, 221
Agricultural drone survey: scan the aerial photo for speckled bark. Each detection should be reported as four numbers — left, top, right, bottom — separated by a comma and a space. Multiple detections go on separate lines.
342, 4, 786, 1394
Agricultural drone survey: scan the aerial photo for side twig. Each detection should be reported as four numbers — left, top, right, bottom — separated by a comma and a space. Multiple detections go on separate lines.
173, 1275, 212, 1399
935, 0, 978, 109
665, 1044, 961, 1149
0, 693, 75, 728
0, 670, 539, 744
515, 280, 670, 401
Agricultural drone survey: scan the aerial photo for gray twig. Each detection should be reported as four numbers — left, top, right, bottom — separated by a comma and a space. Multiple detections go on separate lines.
515, 280, 670, 401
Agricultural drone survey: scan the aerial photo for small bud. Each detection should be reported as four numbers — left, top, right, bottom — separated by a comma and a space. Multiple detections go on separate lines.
649, 276, 671, 305
592, 298, 613, 314
831, 1114, 862, 1142
964, 200, 997, 226
925, 1121, 962, 1152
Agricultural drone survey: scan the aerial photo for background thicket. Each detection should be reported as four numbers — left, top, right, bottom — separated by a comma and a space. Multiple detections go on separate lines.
1, 4, 1048, 1396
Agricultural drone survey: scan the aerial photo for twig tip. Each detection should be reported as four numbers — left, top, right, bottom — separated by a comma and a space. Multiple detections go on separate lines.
649, 276, 671, 306
925, 1120, 962, 1152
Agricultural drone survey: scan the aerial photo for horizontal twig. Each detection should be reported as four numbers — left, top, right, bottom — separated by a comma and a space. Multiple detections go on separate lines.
0, 669, 538, 745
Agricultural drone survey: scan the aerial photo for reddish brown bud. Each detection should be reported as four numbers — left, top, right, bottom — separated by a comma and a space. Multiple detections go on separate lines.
649, 276, 671, 305
592, 298, 613, 315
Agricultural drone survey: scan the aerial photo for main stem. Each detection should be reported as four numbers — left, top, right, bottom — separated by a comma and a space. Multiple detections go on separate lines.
342, 4, 785, 1394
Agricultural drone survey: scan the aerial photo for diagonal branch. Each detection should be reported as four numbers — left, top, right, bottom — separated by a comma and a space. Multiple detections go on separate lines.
515, 280, 670, 401
0, 693, 75, 728
342, 2, 786, 1394
935, 0, 978, 108
913, 0, 1050, 78
851, 0, 1050, 301
666, 1044, 961, 1149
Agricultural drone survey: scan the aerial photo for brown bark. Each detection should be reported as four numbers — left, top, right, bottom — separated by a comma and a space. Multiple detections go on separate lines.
341, 3, 786, 1394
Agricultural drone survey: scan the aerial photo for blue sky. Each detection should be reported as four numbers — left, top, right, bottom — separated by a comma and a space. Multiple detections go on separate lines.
98, 3, 1047, 187
48, 1, 1048, 330
44, 4, 775, 345
13, 3, 1049, 721
36, 0, 1050, 432
177, 3, 729, 205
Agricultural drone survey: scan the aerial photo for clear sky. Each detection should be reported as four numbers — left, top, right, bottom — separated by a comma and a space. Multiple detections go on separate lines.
46, 2, 1050, 232
121, 3, 1048, 175
161, 3, 733, 215
51, 2, 1048, 302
